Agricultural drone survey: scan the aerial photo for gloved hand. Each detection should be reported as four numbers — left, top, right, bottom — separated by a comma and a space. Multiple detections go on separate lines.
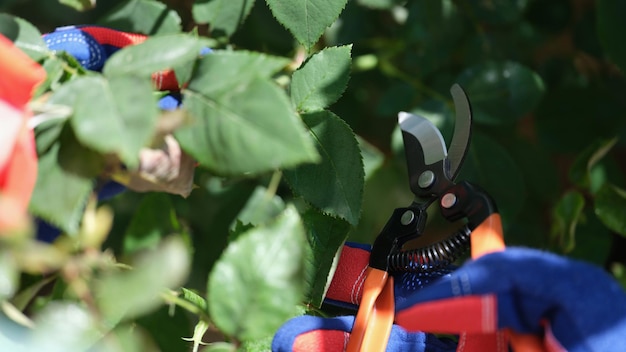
272, 315, 457, 352
272, 243, 458, 352
395, 247, 626, 352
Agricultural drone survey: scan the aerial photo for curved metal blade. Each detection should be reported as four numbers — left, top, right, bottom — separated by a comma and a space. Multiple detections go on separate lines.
448, 84, 472, 180
398, 111, 447, 166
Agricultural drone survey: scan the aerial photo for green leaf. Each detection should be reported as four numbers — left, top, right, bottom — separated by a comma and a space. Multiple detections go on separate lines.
176, 54, 317, 175
302, 209, 350, 307
266, 0, 348, 49
201, 342, 236, 352
58, 0, 95, 11
97, 0, 182, 35
137, 307, 192, 352
207, 206, 307, 341
181, 287, 208, 312
597, 0, 626, 73
123, 193, 179, 256
358, 136, 384, 181
611, 263, 626, 291
95, 236, 190, 325
595, 183, 626, 236
235, 186, 285, 227
185, 50, 290, 96
0, 13, 49, 61
291, 45, 352, 112
50, 75, 158, 169
0, 253, 18, 299
30, 302, 101, 351
457, 61, 545, 124
285, 110, 364, 225
569, 138, 618, 191
192, 0, 256, 37
29, 143, 94, 235
550, 191, 585, 252
103, 34, 202, 78
57, 124, 106, 179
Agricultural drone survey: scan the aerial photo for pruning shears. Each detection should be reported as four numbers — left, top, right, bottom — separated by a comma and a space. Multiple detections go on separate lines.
345, 84, 506, 352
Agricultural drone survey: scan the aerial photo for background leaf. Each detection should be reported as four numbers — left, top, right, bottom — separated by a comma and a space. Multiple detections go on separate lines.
597, 0, 626, 72
265, 0, 348, 49
457, 61, 545, 124
123, 193, 180, 256
291, 45, 352, 112
285, 110, 364, 225
207, 206, 306, 341
595, 183, 626, 237
192, 0, 256, 37
97, 0, 182, 35
550, 190, 585, 252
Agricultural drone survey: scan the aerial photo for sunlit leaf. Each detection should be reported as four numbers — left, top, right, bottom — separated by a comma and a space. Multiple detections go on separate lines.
58, 0, 95, 11
235, 186, 285, 227
50, 75, 158, 169
207, 206, 306, 341
595, 183, 626, 237
193, 0, 256, 37
266, 0, 348, 49
97, 0, 182, 35
103, 34, 203, 78
291, 45, 352, 112
176, 53, 317, 175
285, 110, 364, 225
0, 13, 48, 61
29, 302, 101, 351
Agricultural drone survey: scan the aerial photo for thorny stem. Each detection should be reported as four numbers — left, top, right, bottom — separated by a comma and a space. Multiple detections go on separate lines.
160, 290, 211, 322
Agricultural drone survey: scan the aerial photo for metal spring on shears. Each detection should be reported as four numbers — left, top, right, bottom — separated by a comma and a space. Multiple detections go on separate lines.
388, 227, 471, 272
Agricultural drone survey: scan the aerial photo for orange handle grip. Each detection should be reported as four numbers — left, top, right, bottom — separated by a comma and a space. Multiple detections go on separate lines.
346, 267, 395, 352
470, 213, 505, 259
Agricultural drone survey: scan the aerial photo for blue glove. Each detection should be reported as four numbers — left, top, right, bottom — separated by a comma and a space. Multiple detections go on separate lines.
395, 247, 626, 352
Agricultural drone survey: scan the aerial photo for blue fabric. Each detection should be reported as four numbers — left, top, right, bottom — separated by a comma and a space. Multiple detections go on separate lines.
44, 27, 109, 71
271, 315, 457, 352
396, 247, 626, 352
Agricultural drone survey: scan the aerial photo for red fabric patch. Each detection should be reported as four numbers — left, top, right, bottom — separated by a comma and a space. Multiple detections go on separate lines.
293, 330, 349, 352
80, 26, 180, 91
458, 332, 508, 352
325, 246, 371, 305
396, 294, 498, 334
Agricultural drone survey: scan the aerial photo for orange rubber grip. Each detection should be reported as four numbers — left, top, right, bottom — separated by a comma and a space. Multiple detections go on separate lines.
346, 267, 395, 352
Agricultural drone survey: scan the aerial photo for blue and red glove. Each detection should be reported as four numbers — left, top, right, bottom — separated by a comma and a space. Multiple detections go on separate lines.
273, 244, 626, 352
272, 243, 458, 352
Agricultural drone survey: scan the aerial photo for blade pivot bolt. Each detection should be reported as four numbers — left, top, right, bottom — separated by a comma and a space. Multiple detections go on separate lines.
400, 210, 415, 225
418, 170, 435, 188
441, 193, 457, 209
